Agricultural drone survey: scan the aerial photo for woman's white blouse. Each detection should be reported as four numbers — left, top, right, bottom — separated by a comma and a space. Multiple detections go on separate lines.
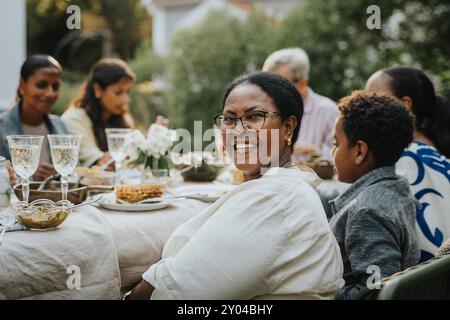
143, 167, 344, 299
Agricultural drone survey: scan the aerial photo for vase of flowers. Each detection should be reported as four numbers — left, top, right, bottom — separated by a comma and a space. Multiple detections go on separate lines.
125, 124, 176, 184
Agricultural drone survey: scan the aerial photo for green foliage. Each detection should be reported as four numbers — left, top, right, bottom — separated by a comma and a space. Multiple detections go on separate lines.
127, 41, 169, 129
280, 0, 450, 99
128, 41, 165, 83
167, 10, 280, 132
166, 1, 450, 134
52, 80, 81, 116
76, 0, 151, 59
26, 0, 151, 71
128, 151, 172, 170
27, 0, 72, 56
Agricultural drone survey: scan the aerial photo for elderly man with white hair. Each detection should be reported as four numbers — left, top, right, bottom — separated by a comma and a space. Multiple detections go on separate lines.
263, 48, 338, 163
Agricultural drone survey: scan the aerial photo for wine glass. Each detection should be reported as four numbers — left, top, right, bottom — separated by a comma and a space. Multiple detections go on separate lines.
48, 134, 82, 202
6, 135, 43, 203
105, 128, 132, 183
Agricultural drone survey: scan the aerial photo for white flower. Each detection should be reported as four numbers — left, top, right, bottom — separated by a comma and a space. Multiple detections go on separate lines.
124, 125, 175, 167
125, 130, 146, 161
146, 124, 175, 156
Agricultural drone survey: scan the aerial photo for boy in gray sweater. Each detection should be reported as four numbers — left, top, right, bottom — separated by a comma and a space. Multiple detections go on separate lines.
329, 91, 420, 299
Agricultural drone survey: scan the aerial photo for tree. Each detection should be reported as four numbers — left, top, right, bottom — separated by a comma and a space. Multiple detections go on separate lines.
26, 0, 151, 72
167, 10, 280, 132
165, 0, 450, 132
278, 0, 450, 100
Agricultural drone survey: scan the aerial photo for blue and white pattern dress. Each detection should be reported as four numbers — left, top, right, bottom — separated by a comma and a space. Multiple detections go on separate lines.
396, 141, 450, 261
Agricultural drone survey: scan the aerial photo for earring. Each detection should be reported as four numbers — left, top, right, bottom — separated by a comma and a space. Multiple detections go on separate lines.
287, 136, 292, 146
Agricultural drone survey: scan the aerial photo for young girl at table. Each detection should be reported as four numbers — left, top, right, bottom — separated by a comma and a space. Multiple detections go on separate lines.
328, 91, 420, 299
126, 72, 344, 300
366, 67, 450, 261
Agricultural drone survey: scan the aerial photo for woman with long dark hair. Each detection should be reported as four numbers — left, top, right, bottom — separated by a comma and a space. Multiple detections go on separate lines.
0, 54, 68, 181
366, 67, 450, 261
62, 58, 135, 166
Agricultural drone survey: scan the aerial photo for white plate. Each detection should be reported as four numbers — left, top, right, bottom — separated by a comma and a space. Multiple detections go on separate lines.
99, 194, 172, 212
171, 183, 234, 202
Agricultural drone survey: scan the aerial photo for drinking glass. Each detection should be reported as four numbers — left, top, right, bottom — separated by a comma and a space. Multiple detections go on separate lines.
6, 135, 43, 203
48, 134, 82, 202
105, 128, 132, 183
141, 168, 169, 191
150, 169, 169, 186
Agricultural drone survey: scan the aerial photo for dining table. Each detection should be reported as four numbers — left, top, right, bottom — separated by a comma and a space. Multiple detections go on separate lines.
0, 175, 346, 300
0, 182, 231, 300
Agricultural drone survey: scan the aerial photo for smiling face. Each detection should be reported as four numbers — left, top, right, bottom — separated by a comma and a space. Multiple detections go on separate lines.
19, 67, 61, 113
221, 84, 290, 177
95, 76, 133, 117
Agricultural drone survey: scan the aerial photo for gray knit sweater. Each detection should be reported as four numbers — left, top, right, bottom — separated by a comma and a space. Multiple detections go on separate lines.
329, 166, 420, 299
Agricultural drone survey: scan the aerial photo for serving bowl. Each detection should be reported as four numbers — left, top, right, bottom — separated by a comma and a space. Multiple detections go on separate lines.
12, 199, 72, 230
175, 152, 227, 182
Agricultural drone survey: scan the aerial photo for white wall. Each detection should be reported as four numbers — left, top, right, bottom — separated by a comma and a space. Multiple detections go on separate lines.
0, 0, 26, 110
152, 3, 200, 56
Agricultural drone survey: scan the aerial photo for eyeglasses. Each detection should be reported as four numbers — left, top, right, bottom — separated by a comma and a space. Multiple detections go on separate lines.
214, 111, 281, 131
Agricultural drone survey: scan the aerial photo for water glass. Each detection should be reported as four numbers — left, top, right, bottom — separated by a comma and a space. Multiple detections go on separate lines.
48, 134, 81, 202
144, 169, 169, 189
6, 135, 43, 203
105, 128, 132, 183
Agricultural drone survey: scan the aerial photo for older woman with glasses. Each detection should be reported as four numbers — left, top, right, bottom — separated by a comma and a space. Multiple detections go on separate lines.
126, 72, 344, 300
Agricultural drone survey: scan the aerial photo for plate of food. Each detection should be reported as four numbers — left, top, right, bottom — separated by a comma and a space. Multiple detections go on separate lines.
99, 184, 172, 212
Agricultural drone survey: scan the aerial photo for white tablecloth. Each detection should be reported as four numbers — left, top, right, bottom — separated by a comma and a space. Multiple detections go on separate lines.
0, 206, 121, 300
0, 183, 225, 300
100, 198, 209, 289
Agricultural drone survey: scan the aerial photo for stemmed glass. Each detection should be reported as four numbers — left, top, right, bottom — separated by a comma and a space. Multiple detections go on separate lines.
48, 134, 81, 202
6, 135, 43, 204
105, 128, 132, 183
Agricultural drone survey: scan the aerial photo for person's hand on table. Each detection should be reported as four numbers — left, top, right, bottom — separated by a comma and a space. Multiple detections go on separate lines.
293, 143, 320, 157
95, 153, 114, 171
124, 279, 155, 300
33, 162, 56, 181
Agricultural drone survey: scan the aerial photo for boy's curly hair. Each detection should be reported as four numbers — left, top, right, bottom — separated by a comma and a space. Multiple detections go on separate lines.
338, 91, 415, 167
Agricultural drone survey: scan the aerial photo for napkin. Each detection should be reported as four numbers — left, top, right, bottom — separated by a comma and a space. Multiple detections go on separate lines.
0, 209, 28, 233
